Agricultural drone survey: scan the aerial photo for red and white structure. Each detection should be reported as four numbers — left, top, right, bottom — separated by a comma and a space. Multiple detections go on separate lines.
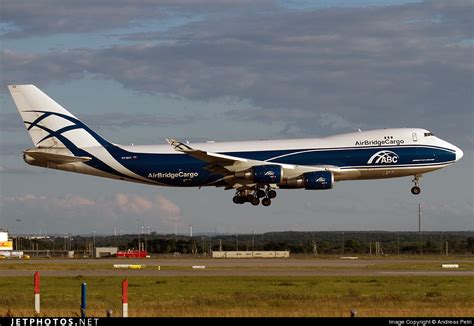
34, 271, 40, 314
122, 278, 128, 317
117, 250, 147, 258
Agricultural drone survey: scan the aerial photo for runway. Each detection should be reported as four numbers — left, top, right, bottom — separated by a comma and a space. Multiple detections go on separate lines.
1, 257, 473, 277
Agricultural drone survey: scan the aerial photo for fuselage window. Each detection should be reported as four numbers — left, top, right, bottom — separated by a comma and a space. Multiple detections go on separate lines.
424, 132, 433, 137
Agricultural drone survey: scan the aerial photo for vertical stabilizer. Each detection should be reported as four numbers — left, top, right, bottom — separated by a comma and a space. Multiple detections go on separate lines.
8, 85, 109, 149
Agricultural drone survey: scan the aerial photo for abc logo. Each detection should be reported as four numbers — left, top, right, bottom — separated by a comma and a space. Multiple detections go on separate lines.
367, 151, 399, 164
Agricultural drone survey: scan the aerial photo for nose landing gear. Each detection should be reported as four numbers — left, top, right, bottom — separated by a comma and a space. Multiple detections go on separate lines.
411, 174, 422, 195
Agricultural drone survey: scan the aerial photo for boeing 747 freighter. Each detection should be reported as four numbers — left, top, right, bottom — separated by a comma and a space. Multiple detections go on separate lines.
8, 85, 464, 206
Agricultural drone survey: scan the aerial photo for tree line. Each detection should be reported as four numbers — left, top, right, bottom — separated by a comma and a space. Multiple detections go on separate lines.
15, 231, 474, 255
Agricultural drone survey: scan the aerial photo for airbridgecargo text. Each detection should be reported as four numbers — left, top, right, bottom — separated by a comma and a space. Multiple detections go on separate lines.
355, 139, 405, 146
148, 172, 199, 179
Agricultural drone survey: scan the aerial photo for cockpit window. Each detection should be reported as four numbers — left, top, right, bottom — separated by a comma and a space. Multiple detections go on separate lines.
424, 132, 433, 137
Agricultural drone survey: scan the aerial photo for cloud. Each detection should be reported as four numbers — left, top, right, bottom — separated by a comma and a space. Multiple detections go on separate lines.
82, 112, 199, 130
156, 195, 181, 218
1, 1, 472, 147
0, 110, 197, 135
0, 192, 183, 233
422, 201, 474, 219
114, 193, 153, 214
1, 0, 276, 38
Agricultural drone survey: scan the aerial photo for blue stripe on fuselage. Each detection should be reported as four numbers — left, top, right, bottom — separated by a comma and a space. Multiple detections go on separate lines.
26, 110, 455, 187
112, 145, 455, 186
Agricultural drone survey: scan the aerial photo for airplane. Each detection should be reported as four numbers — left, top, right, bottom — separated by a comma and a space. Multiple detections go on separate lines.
8, 84, 464, 206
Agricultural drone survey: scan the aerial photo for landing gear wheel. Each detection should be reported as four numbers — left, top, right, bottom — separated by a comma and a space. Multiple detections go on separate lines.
257, 190, 266, 198
251, 197, 260, 206
233, 196, 244, 204
411, 174, 422, 195
411, 186, 421, 195
268, 190, 277, 199
262, 198, 271, 206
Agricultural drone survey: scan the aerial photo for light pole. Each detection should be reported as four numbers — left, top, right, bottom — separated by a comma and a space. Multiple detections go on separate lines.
146, 227, 150, 252
92, 231, 96, 258
342, 232, 345, 255
252, 230, 255, 251
137, 219, 141, 255
418, 203, 422, 255
15, 218, 22, 250
397, 233, 400, 256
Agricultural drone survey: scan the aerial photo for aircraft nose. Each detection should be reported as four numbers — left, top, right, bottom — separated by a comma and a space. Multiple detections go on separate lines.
456, 147, 464, 161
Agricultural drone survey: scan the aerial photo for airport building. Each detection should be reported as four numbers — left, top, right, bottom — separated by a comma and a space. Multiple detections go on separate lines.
212, 251, 290, 258
94, 247, 118, 258
0, 230, 24, 258
0, 230, 13, 251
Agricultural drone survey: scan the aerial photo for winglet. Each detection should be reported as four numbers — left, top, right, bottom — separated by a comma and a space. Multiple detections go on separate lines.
165, 138, 193, 152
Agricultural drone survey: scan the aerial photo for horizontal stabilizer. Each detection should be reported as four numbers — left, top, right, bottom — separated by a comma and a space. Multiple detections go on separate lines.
23, 150, 91, 164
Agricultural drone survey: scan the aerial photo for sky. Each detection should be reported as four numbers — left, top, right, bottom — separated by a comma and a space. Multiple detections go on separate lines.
0, 0, 472, 235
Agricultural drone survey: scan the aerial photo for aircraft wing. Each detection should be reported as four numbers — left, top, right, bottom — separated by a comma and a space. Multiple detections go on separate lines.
166, 138, 249, 170
166, 138, 343, 189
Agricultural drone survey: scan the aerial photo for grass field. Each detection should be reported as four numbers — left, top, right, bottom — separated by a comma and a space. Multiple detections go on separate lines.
1, 275, 473, 317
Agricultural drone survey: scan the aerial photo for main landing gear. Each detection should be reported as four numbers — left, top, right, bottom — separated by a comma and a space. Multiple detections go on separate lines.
232, 186, 277, 206
411, 174, 422, 195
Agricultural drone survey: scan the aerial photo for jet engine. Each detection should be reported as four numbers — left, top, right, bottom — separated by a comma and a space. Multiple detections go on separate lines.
282, 171, 334, 190
235, 165, 283, 184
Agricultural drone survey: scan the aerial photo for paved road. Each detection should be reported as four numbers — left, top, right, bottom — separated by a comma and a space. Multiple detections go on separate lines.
1, 258, 473, 277
1, 270, 473, 277
3, 257, 473, 266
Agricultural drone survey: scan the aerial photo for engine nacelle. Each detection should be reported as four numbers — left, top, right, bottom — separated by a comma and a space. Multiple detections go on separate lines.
282, 171, 334, 190
304, 171, 333, 190
235, 165, 283, 184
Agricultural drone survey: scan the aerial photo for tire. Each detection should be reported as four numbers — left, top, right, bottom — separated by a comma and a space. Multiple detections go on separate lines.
251, 197, 260, 206
268, 190, 277, 199
411, 186, 421, 195
262, 198, 271, 206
